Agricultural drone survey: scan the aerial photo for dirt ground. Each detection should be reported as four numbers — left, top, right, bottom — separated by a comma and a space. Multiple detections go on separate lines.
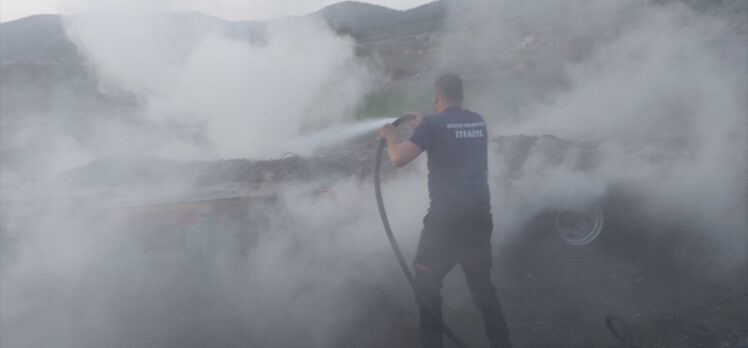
351, 222, 748, 348
491, 229, 748, 348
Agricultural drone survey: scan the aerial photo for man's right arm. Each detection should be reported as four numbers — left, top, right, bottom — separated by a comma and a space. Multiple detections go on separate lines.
379, 123, 424, 167
386, 139, 423, 167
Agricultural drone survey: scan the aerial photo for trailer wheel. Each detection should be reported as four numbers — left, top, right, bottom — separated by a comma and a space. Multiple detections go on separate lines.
554, 204, 605, 246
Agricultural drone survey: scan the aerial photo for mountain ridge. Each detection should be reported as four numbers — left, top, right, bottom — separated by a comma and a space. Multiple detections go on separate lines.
0, 1, 444, 64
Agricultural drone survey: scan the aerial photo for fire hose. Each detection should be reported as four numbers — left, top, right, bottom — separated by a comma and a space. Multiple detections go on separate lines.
374, 114, 471, 348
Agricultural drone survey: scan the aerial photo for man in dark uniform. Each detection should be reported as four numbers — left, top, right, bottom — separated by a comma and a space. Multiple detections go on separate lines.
379, 74, 512, 348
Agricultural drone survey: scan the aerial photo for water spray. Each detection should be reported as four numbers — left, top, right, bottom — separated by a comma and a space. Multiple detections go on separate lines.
374, 114, 471, 348
286, 117, 396, 155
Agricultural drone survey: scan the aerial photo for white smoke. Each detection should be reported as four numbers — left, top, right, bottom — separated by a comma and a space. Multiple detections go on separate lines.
2, 1, 747, 347
439, 0, 748, 268
61, 3, 372, 160
0, 1, 422, 346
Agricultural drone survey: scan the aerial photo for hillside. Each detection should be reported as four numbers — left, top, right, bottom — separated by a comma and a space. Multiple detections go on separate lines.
315, 1, 444, 40
0, 14, 80, 63
0, 2, 444, 65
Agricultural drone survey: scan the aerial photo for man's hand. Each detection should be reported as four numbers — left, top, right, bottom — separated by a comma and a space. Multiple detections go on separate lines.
402, 112, 422, 128
378, 123, 397, 142
379, 112, 421, 141
378, 120, 423, 167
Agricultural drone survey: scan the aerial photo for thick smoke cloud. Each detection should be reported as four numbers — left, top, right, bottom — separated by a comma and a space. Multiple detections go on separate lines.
63, 10, 371, 160
515, 5, 747, 261
442, 0, 748, 268
2, 1, 373, 175
3, 1, 390, 346
2, 0, 747, 347
1, 177, 431, 348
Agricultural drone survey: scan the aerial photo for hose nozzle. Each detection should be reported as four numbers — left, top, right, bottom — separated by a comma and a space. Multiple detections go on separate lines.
392, 114, 417, 127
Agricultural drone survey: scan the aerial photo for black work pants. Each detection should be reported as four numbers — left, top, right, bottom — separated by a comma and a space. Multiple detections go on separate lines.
413, 208, 512, 348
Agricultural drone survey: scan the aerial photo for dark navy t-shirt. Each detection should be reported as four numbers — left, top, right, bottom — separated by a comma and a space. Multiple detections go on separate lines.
409, 106, 490, 212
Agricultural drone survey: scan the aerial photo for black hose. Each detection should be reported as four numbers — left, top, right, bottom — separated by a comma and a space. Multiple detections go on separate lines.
374, 114, 470, 348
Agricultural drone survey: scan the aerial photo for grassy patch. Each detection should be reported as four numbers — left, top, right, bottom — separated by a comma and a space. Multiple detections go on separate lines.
356, 80, 433, 119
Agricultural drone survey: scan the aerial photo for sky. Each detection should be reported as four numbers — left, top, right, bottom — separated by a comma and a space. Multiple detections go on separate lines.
0, 0, 432, 22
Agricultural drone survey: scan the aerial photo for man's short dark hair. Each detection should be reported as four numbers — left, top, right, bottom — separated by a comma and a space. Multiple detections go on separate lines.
435, 74, 464, 103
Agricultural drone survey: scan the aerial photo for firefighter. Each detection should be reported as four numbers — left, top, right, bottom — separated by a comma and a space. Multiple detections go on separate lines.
379, 74, 512, 348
